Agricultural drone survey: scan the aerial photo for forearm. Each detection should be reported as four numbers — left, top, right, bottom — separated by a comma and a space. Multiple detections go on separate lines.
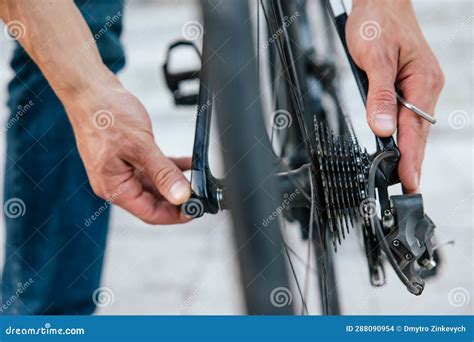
0, 0, 122, 105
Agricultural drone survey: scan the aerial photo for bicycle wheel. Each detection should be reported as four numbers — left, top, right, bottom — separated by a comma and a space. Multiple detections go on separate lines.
201, 0, 345, 315
263, 0, 344, 315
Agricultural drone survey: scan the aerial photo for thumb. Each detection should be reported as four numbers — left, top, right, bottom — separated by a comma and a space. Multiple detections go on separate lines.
129, 140, 192, 205
365, 65, 398, 137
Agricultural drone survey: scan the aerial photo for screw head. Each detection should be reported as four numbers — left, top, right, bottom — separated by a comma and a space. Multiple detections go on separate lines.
405, 253, 413, 260
392, 239, 400, 247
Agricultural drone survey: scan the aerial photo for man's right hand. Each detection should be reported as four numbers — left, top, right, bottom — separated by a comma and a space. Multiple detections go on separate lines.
63, 83, 192, 225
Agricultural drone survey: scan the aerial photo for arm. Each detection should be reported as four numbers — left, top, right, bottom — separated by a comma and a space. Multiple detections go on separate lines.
346, 0, 444, 193
0, 0, 192, 224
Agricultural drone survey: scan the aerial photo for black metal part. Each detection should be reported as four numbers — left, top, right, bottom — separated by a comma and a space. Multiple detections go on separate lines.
162, 40, 201, 106
386, 195, 436, 294
176, 35, 225, 217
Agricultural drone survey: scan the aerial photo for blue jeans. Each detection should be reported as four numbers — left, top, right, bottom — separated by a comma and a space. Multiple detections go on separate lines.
2, 1, 125, 315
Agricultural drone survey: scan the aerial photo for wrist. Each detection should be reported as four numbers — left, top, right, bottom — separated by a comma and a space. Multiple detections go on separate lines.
54, 65, 122, 106
59, 69, 127, 129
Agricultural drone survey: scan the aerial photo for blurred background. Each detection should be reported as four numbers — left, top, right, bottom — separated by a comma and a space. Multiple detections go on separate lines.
0, 0, 472, 315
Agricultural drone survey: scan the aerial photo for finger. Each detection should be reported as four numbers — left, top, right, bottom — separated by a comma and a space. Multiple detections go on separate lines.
113, 178, 192, 224
126, 138, 192, 205
137, 157, 192, 196
364, 52, 399, 137
397, 76, 441, 194
169, 156, 192, 171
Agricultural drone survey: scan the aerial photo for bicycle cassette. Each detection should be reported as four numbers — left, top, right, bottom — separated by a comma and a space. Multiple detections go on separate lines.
312, 119, 437, 295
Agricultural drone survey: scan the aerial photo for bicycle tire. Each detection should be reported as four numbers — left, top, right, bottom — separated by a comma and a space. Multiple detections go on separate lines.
201, 0, 293, 315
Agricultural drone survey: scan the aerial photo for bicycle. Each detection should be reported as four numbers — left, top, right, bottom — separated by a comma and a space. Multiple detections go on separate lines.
162, 0, 438, 315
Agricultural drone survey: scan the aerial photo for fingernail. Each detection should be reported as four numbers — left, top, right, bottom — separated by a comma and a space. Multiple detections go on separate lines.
374, 114, 395, 132
169, 181, 191, 203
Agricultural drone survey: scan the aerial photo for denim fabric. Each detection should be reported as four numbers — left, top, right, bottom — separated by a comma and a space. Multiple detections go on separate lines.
2, 0, 125, 314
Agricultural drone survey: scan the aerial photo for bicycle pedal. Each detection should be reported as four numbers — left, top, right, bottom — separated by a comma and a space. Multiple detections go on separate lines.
162, 40, 201, 106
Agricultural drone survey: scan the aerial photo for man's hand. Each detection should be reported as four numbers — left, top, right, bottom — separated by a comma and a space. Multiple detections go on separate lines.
0, 0, 192, 224
63, 85, 192, 225
346, 0, 444, 193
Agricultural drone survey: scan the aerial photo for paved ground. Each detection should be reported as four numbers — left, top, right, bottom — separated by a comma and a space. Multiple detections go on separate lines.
0, 0, 472, 315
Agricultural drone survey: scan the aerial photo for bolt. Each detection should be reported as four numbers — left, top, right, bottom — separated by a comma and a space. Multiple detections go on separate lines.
392, 239, 400, 247
383, 210, 395, 228
405, 253, 413, 260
